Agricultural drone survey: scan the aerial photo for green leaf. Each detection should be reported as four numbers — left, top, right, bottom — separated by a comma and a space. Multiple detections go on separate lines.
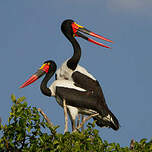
140, 138, 147, 144
11, 94, 16, 103
16, 96, 26, 104
54, 140, 59, 145
1, 95, 152, 151
150, 144, 152, 151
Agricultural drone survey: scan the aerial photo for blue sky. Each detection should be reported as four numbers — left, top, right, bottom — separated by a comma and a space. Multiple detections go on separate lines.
0, 0, 152, 146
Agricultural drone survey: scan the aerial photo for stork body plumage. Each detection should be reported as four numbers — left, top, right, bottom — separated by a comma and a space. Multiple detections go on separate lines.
56, 20, 116, 130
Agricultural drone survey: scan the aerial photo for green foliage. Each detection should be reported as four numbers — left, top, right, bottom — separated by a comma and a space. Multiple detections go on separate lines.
0, 95, 152, 151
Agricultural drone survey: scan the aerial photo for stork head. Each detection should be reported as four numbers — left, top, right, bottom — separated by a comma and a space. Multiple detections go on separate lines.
61, 19, 113, 48
19, 60, 56, 88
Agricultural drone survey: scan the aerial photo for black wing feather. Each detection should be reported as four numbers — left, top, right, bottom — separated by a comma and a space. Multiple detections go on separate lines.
56, 86, 108, 116
72, 71, 107, 106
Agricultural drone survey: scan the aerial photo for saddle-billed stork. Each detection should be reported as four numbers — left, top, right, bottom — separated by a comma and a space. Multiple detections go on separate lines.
20, 60, 119, 131
55, 19, 114, 129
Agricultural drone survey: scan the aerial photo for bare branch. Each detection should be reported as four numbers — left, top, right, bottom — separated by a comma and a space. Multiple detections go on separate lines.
130, 139, 135, 150
38, 108, 54, 128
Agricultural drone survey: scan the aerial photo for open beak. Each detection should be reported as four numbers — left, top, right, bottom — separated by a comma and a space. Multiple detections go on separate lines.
72, 22, 113, 48
19, 63, 49, 88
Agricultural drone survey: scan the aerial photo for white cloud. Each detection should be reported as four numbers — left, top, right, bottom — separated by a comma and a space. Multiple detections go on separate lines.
106, 0, 152, 16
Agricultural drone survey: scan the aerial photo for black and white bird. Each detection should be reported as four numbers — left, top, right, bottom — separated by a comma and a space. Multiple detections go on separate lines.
20, 60, 119, 131
56, 19, 117, 129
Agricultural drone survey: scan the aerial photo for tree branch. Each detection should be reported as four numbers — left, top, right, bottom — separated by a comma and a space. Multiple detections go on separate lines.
130, 139, 135, 150
38, 108, 54, 128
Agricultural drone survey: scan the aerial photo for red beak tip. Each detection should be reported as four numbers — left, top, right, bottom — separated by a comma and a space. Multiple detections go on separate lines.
19, 83, 27, 88
107, 46, 112, 49
19, 85, 23, 89
105, 46, 112, 49
104, 46, 112, 49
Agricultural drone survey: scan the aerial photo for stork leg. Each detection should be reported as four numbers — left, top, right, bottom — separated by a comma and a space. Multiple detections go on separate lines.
77, 114, 85, 131
67, 106, 78, 131
71, 119, 76, 131
74, 113, 99, 132
68, 111, 76, 131
63, 99, 68, 133
77, 114, 81, 127
81, 115, 85, 131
